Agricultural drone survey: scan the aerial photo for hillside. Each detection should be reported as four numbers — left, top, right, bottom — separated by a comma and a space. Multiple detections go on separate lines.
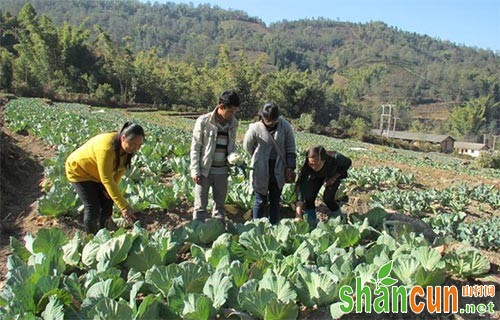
0, 0, 499, 141
1, 0, 499, 106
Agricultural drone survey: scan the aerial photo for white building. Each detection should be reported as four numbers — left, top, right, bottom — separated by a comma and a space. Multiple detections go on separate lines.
453, 142, 489, 158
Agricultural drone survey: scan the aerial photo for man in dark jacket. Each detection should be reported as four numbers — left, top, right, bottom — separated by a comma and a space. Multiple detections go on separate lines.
295, 145, 352, 227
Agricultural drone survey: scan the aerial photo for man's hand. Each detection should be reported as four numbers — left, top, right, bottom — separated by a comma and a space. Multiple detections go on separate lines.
192, 175, 202, 184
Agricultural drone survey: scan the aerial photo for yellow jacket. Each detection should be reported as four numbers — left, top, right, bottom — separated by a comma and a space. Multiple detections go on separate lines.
65, 132, 129, 210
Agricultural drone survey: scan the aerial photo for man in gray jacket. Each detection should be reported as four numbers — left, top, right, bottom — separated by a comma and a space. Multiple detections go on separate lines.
190, 90, 240, 221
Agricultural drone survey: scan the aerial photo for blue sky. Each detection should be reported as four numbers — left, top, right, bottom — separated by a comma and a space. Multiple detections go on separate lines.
159, 0, 500, 52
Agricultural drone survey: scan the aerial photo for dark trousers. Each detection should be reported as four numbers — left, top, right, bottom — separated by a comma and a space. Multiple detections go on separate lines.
253, 160, 282, 225
72, 181, 113, 234
299, 177, 342, 212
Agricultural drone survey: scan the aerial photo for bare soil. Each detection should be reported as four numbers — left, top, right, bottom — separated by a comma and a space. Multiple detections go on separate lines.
0, 106, 498, 318
0, 109, 56, 286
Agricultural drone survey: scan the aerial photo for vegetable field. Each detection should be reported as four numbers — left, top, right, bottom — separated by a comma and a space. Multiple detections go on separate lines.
1, 98, 499, 319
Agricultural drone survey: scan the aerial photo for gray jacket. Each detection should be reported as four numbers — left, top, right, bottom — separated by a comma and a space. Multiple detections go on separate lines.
243, 117, 296, 194
190, 108, 238, 177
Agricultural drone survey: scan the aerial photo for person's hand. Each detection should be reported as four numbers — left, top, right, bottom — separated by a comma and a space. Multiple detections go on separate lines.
324, 177, 335, 186
192, 175, 202, 184
295, 201, 304, 221
285, 167, 296, 183
121, 206, 136, 224
324, 174, 340, 187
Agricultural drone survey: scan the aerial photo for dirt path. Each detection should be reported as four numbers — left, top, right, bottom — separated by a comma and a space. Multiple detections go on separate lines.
0, 108, 57, 287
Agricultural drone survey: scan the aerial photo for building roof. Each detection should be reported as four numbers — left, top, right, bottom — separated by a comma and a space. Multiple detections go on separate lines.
453, 142, 489, 150
371, 130, 455, 143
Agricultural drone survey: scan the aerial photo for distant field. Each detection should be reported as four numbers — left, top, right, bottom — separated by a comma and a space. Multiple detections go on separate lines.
411, 102, 452, 120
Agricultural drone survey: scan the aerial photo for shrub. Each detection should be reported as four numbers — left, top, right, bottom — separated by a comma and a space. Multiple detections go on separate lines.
94, 83, 115, 103
347, 117, 368, 140
298, 112, 315, 132
474, 151, 500, 169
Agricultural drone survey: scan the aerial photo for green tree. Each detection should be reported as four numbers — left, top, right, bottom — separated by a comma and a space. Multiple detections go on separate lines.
343, 64, 385, 101
298, 112, 315, 132
13, 4, 50, 90
95, 29, 135, 103
188, 63, 217, 109
10, 4, 93, 94
264, 69, 325, 119
448, 96, 490, 140
0, 48, 14, 91
347, 117, 369, 140
133, 48, 166, 104
213, 44, 236, 93
161, 61, 196, 107
56, 22, 93, 92
232, 52, 266, 119
0, 10, 18, 52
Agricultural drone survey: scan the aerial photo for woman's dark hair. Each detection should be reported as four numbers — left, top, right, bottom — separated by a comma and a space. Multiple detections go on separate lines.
259, 102, 280, 121
296, 145, 328, 184
306, 145, 327, 161
219, 90, 240, 108
113, 122, 145, 170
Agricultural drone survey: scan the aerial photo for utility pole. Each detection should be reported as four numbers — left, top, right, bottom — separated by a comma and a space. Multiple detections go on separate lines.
392, 116, 399, 133
380, 104, 395, 136
484, 134, 499, 150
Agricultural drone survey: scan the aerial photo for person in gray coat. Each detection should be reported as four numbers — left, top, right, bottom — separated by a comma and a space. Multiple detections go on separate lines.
190, 90, 240, 221
243, 102, 296, 224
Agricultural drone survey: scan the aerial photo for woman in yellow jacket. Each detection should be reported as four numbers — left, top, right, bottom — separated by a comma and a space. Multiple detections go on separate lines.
65, 122, 145, 233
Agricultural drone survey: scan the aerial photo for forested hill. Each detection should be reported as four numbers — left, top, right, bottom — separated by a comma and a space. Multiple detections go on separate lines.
1, 0, 499, 139
2, 0, 499, 100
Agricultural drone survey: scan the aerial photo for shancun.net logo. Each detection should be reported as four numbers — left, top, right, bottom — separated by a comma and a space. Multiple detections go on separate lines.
338, 260, 496, 315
